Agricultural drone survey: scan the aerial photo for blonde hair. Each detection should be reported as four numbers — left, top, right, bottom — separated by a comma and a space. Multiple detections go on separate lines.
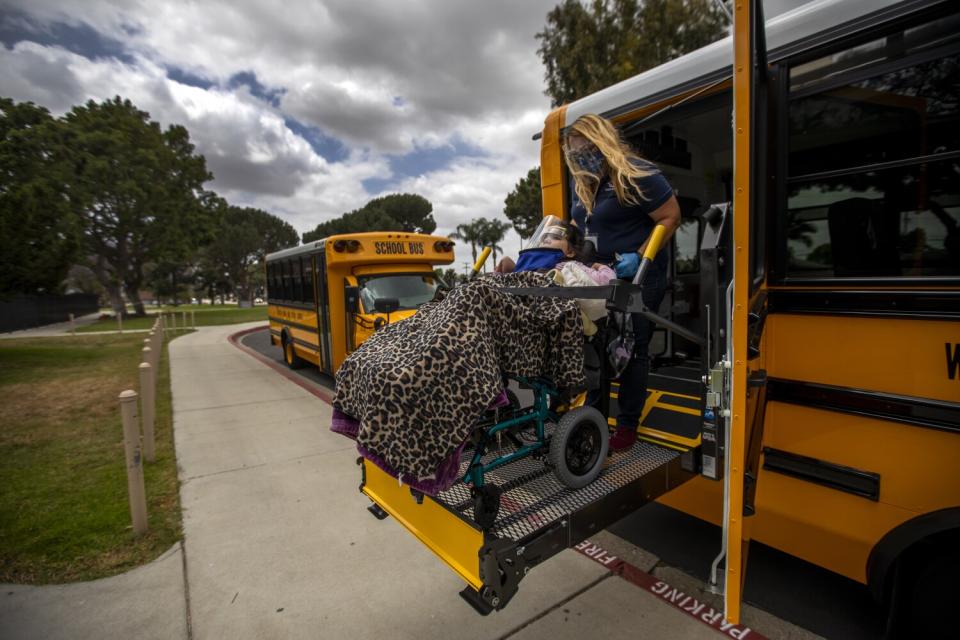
563, 114, 655, 217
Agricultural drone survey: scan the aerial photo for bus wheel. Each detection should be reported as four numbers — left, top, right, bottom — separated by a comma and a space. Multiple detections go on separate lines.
282, 334, 305, 369
892, 542, 959, 637
549, 407, 608, 489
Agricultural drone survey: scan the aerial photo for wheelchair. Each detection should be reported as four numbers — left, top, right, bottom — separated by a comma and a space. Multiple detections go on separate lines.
458, 226, 675, 529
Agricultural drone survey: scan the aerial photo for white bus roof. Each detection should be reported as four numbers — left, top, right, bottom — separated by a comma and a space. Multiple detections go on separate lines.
266, 241, 325, 262
561, 0, 912, 125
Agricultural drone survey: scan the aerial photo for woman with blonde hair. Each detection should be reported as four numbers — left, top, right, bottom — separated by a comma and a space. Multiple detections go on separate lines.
564, 113, 680, 452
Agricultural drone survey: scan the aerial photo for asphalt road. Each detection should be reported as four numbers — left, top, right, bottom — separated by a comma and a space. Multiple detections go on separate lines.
240, 328, 884, 639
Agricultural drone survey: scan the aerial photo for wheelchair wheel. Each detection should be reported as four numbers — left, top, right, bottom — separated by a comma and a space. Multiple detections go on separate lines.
549, 406, 608, 489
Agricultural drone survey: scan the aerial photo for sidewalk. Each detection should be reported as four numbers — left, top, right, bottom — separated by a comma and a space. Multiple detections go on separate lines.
0, 323, 817, 639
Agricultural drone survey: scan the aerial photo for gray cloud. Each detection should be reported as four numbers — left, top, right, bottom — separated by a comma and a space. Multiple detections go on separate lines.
4, 0, 555, 155
0, 43, 85, 113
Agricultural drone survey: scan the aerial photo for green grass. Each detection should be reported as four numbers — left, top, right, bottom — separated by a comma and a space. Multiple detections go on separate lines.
0, 333, 182, 584
78, 304, 267, 332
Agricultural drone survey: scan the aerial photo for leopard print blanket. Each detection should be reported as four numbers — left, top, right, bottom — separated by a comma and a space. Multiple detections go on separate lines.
333, 271, 585, 483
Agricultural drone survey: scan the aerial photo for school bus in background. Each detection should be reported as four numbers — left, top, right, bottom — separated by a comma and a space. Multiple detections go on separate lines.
536, 0, 959, 631
265, 232, 455, 374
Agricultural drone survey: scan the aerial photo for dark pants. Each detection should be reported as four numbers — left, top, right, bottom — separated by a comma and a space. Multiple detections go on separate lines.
593, 266, 667, 430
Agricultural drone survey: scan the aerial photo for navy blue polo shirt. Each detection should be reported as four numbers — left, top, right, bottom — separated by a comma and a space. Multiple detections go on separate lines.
570, 161, 674, 268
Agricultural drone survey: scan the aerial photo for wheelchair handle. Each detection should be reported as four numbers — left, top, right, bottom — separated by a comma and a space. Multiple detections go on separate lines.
632, 225, 668, 286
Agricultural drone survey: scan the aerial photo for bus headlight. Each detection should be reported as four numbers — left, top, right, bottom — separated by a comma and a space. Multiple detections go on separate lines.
433, 240, 454, 252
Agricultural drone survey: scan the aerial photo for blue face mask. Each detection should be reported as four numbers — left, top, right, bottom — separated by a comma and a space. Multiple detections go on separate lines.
514, 248, 565, 272
573, 150, 605, 176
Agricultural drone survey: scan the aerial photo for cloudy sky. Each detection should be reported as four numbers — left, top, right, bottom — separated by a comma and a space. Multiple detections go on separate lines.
0, 0, 565, 262
1, 0, 810, 264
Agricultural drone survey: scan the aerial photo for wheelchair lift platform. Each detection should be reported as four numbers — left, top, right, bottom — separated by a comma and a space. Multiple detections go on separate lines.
359, 431, 695, 614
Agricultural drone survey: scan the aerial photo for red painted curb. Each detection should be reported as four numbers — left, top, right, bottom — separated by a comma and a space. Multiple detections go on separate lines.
228, 325, 333, 406
573, 539, 764, 639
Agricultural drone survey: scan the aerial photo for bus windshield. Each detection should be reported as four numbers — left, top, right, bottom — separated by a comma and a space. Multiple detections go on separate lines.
358, 274, 440, 311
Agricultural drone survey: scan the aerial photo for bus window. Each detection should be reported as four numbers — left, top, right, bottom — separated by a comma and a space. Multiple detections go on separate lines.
785, 19, 960, 280
295, 259, 306, 302
278, 261, 287, 300
302, 257, 314, 305
358, 274, 439, 312
675, 218, 701, 275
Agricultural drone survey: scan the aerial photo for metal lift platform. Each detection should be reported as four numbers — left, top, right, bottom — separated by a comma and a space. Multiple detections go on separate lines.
359, 427, 696, 614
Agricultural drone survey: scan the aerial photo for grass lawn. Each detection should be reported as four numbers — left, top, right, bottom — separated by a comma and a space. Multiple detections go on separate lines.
78, 304, 267, 332
0, 333, 182, 583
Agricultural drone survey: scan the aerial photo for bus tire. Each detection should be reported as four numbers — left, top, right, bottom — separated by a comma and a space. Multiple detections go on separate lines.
891, 538, 959, 637
281, 333, 305, 369
549, 406, 608, 489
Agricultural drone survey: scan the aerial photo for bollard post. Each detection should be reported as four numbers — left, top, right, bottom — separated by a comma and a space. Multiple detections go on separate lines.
119, 390, 148, 536
69, 313, 76, 335
170, 312, 177, 333
148, 331, 158, 368
139, 362, 156, 463
191, 310, 196, 329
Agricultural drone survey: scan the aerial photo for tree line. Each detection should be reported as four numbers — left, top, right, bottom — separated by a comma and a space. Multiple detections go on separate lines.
0, 96, 300, 316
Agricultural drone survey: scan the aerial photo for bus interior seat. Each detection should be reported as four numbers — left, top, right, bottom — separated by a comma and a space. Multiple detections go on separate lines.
827, 197, 901, 277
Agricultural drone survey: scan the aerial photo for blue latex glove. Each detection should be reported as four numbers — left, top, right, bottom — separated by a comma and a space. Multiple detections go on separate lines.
614, 252, 640, 279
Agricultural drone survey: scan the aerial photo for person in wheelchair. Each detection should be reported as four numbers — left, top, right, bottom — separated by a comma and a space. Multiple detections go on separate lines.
496, 216, 614, 286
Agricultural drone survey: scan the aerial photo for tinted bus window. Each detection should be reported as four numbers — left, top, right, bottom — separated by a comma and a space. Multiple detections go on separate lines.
787, 159, 959, 278
302, 257, 314, 304
282, 260, 291, 300
292, 259, 303, 302
785, 18, 960, 280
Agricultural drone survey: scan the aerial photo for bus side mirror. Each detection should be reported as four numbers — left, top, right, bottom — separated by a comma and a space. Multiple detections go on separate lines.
374, 298, 399, 314
344, 286, 360, 313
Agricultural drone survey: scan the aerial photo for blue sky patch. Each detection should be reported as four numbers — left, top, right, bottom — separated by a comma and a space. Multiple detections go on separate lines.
166, 66, 215, 90
363, 137, 487, 193
361, 176, 395, 193
284, 117, 350, 163
0, 10, 134, 63
227, 70, 285, 107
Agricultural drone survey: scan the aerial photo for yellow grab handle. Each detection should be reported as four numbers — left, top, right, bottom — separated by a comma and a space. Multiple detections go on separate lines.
472, 247, 492, 273
633, 225, 669, 286
643, 225, 668, 261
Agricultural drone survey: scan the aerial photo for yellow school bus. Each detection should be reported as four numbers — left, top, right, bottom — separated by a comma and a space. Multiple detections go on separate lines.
536, 0, 959, 631
265, 232, 455, 374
